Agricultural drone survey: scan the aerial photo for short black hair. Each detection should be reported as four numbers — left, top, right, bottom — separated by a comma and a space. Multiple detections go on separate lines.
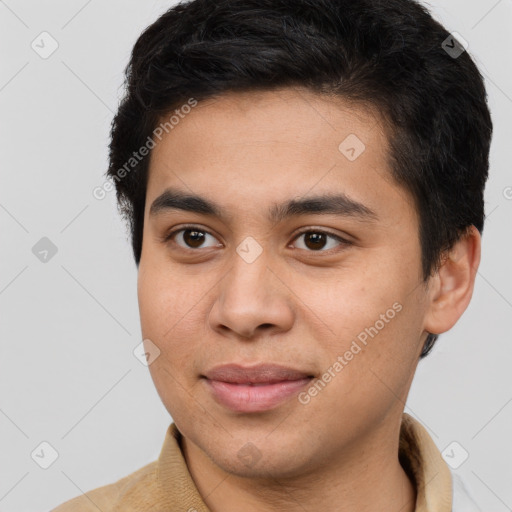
107, 0, 492, 358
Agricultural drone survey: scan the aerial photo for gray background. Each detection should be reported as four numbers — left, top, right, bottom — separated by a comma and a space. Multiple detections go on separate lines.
1, 1, 511, 510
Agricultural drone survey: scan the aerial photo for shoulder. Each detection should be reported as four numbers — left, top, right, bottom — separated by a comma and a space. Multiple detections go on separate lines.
50, 460, 158, 512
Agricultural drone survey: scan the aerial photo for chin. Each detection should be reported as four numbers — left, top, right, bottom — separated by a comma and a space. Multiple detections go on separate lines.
206, 441, 314, 481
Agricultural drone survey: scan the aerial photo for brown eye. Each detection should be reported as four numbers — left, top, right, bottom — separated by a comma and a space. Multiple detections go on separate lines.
303, 232, 328, 250
292, 230, 349, 252
182, 229, 206, 248
165, 226, 221, 250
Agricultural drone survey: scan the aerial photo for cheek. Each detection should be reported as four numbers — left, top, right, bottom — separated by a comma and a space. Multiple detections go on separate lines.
293, 266, 402, 350
305, 266, 424, 384
137, 258, 228, 388
138, 256, 205, 335
138, 267, 205, 418
305, 303, 421, 432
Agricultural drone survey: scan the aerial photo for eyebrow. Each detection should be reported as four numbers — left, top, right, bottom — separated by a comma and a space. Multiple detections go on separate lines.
149, 187, 378, 224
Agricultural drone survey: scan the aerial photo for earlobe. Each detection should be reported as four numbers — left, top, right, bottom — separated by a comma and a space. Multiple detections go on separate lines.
423, 226, 481, 335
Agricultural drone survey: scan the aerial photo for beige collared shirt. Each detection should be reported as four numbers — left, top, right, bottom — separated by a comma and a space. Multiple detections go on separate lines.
52, 413, 461, 511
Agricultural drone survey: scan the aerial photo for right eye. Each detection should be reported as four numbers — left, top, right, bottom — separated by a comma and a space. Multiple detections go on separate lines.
164, 225, 223, 251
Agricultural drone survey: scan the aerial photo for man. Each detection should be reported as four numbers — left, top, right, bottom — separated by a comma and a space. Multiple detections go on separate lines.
53, 0, 492, 510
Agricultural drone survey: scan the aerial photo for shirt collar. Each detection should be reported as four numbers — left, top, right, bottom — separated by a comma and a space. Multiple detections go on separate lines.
399, 412, 453, 511
156, 412, 452, 511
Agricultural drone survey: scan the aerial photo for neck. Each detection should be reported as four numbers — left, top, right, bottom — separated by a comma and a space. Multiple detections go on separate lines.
181, 420, 417, 512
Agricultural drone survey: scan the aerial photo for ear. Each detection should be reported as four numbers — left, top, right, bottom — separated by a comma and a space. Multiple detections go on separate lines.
423, 225, 481, 335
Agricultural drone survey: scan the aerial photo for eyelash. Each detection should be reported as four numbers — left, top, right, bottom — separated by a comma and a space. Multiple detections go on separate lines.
162, 224, 352, 255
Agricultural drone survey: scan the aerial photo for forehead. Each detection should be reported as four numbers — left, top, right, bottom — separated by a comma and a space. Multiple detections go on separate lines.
145, 88, 415, 225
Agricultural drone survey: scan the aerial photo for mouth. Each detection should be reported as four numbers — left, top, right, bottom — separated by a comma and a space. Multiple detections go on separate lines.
202, 364, 314, 413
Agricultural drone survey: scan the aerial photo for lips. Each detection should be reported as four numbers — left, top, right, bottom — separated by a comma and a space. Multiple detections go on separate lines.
202, 364, 314, 412
203, 363, 312, 383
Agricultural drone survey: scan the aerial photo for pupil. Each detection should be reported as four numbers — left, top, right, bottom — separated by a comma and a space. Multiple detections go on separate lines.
184, 229, 205, 248
305, 232, 326, 250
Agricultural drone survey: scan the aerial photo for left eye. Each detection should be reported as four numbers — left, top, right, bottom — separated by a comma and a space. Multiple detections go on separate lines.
292, 230, 347, 252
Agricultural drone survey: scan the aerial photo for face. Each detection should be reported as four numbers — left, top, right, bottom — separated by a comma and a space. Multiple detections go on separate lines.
137, 88, 430, 479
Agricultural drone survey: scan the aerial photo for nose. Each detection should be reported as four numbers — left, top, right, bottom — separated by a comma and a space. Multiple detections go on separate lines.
208, 248, 295, 340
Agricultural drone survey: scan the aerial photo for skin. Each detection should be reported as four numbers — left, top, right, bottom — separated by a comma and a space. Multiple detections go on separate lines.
137, 87, 480, 512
